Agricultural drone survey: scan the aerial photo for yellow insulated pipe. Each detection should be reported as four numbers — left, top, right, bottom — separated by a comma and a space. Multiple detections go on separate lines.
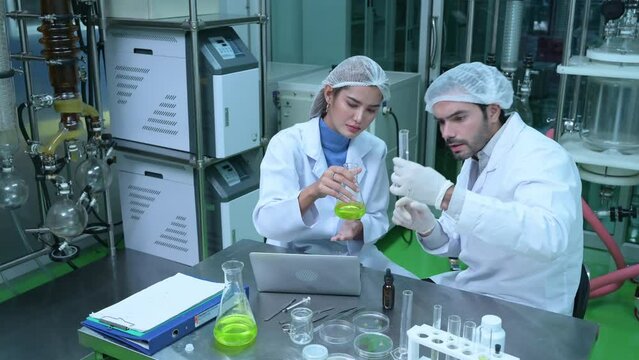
42, 99, 99, 155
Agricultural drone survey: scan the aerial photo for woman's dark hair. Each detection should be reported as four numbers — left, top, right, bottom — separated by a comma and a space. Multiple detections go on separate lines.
322, 86, 345, 117
476, 103, 507, 124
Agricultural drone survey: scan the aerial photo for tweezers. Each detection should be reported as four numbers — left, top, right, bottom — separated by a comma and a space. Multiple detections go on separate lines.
313, 306, 361, 333
264, 298, 297, 322
278, 307, 335, 325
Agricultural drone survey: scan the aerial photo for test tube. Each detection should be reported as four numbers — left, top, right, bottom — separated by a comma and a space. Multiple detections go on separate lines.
477, 326, 493, 357
391, 290, 413, 360
399, 129, 409, 160
431, 304, 442, 360
462, 321, 477, 347
399, 290, 413, 351
432, 304, 442, 331
445, 315, 461, 360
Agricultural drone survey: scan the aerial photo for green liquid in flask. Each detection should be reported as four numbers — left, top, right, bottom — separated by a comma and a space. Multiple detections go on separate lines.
214, 314, 258, 347
334, 201, 366, 220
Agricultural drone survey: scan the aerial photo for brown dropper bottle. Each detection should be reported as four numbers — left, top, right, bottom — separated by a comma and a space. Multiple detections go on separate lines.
382, 268, 395, 310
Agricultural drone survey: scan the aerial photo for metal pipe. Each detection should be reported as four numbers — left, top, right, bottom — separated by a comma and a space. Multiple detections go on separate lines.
568, 0, 592, 125
554, 0, 578, 141
86, 5, 102, 114
10, 210, 54, 279
419, 0, 434, 166
15, 0, 40, 141
187, 0, 208, 260
5, 10, 41, 19
490, 0, 501, 55
260, 0, 268, 144
10, 53, 48, 62
96, 0, 107, 51
104, 187, 116, 257
15, 0, 47, 221
465, 0, 476, 62
0, 233, 91, 273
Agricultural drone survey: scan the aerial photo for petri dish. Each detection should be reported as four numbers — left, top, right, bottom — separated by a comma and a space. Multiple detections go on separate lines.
353, 332, 393, 359
326, 353, 356, 360
352, 311, 390, 333
319, 320, 356, 345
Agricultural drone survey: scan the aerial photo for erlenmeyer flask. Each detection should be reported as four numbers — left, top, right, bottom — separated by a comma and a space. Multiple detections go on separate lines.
334, 163, 366, 220
213, 260, 257, 348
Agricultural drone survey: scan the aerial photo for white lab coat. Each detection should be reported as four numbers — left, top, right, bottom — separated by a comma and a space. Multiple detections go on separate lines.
253, 117, 415, 278
424, 113, 583, 315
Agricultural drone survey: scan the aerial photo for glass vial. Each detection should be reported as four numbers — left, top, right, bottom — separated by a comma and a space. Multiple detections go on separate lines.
382, 268, 395, 310
399, 129, 410, 160
213, 260, 257, 348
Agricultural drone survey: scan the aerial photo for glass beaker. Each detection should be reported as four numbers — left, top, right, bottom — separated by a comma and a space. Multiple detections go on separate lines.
289, 307, 314, 345
213, 260, 257, 348
334, 163, 366, 220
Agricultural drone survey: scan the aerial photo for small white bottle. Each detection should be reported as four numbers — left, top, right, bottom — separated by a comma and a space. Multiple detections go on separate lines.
479, 314, 506, 354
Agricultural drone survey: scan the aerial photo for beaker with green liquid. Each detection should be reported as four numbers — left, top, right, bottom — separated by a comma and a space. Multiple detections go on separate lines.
213, 260, 257, 348
334, 163, 366, 220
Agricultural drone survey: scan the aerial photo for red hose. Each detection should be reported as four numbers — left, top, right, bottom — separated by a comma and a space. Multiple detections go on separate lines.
545, 128, 639, 298
582, 199, 626, 270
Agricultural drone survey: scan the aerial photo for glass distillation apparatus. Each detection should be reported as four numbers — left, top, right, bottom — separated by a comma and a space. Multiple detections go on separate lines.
579, 1, 639, 158
556, 0, 639, 307
4, 0, 116, 264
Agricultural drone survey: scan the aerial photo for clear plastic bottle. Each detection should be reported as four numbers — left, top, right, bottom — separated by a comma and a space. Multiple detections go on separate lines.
213, 260, 257, 348
478, 315, 505, 353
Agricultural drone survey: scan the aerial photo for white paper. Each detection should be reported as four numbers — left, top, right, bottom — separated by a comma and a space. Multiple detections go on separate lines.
90, 273, 224, 332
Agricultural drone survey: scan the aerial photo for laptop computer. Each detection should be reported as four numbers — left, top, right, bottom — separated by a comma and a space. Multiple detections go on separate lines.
249, 252, 361, 296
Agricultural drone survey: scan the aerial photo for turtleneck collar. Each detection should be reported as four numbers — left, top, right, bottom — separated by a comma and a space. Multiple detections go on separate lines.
319, 118, 350, 167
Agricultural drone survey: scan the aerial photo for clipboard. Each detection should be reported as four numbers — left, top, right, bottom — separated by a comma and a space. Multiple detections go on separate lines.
83, 283, 250, 355
88, 273, 224, 333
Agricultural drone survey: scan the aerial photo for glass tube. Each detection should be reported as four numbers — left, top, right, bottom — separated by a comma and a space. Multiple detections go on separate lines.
431, 304, 443, 360
432, 304, 442, 331
462, 321, 476, 347
398, 129, 410, 160
399, 290, 413, 350
391, 290, 413, 360
445, 315, 461, 360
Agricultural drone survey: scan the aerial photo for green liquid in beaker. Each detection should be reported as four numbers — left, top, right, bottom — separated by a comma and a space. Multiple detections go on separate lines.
334, 201, 366, 220
214, 314, 258, 347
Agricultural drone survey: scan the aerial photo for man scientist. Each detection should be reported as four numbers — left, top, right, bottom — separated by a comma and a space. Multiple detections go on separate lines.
390, 62, 583, 316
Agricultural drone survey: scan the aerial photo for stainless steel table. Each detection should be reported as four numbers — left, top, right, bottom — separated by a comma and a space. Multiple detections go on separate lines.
0, 249, 190, 360
78, 240, 599, 360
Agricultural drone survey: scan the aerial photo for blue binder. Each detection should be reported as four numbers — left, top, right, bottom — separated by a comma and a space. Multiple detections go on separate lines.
83, 287, 249, 355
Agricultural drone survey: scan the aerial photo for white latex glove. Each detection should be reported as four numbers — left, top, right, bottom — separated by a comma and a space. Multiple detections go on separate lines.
389, 157, 454, 210
392, 197, 437, 235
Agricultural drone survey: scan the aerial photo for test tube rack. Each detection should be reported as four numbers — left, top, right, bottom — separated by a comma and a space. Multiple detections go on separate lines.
406, 324, 519, 360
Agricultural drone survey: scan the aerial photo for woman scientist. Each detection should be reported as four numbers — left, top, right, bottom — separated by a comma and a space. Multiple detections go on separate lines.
253, 56, 414, 278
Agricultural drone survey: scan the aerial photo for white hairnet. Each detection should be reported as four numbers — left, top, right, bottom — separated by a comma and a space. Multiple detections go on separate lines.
309, 55, 390, 119
424, 62, 513, 113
